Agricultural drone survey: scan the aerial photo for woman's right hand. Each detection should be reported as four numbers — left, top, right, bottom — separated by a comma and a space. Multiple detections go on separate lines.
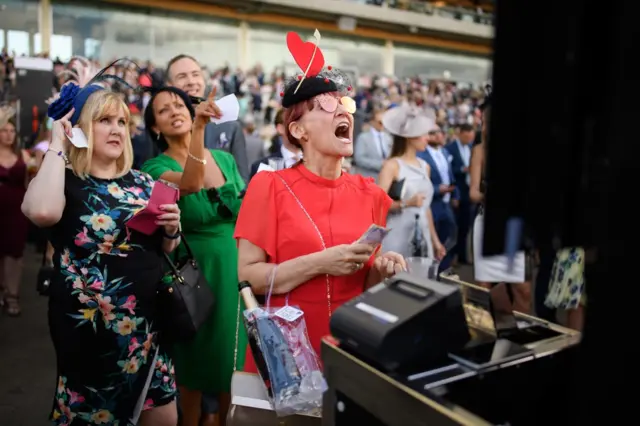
51, 108, 74, 148
406, 193, 426, 208
316, 243, 375, 276
194, 87, 222, 127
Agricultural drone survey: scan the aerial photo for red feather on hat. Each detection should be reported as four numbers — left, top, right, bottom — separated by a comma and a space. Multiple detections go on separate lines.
286, 32, 325, 77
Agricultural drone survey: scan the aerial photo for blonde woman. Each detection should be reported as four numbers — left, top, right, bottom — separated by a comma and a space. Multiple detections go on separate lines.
22, 80, 181, 425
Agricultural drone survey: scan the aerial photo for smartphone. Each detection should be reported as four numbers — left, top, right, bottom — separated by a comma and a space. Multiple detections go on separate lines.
357, 224, 391, 246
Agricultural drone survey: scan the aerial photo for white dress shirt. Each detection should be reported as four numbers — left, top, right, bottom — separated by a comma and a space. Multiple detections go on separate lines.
281, 145, 302, 169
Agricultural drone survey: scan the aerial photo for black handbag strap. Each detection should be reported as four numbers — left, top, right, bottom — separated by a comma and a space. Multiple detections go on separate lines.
162, 232, 195, 273
177, 232, 195, 259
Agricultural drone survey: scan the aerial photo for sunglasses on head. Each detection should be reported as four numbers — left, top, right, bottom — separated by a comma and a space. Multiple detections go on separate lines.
315, 94, 357, 114
206, 188, 233, 219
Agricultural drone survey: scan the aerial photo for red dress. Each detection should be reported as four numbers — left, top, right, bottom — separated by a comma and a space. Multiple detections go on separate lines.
0, 157, 29, 258
234, 165, 392, 373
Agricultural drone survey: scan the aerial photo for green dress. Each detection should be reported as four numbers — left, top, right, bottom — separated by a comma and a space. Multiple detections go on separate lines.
142, 149, 247, 393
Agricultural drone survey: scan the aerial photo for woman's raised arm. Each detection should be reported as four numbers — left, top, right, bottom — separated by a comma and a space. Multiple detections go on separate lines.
22, 110, 73, 227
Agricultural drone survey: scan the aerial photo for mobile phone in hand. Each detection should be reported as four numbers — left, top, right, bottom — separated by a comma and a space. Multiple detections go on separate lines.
357, 224, 391, 246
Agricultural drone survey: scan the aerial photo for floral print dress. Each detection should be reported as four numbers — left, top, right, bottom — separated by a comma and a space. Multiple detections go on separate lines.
545, 247, 586, 310
48, 169, 176, 426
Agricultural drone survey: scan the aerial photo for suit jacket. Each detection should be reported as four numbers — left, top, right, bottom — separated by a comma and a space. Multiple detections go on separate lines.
354, 129, 391, 179
249, 149, 284, 181
245, 133, 266, 170
445, 140, 471, 201
418, 148, 460, 218
204, 120, 249, 182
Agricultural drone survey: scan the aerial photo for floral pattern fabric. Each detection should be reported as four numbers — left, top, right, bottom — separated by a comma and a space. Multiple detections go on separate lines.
545, 247, 586, 310
49, 169, 176, 425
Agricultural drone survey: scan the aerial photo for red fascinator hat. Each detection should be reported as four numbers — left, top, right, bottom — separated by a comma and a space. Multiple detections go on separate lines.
281, 29, 356, 114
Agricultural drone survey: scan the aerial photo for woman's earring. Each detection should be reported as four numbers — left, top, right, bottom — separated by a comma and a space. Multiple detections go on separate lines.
156, 133, 160, 141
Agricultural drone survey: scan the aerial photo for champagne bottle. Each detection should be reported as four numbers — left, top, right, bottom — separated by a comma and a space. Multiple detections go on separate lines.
238, 282, 301, 401
411, 213, 424, 257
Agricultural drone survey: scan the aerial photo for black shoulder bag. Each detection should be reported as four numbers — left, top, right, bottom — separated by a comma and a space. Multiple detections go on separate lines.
158, 234, 215, 341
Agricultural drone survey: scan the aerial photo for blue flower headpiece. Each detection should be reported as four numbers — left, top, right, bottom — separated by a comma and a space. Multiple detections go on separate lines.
48, 58, 143, 125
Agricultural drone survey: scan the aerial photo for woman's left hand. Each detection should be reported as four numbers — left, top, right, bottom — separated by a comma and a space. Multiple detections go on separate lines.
157, 204, 181, 237
373, 251, 407, 280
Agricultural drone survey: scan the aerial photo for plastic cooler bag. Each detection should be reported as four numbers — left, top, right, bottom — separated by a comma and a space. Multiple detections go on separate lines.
240, 281, 326, 417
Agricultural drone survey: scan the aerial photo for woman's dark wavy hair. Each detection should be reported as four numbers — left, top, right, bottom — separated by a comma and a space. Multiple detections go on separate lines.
144, 86, 195, 152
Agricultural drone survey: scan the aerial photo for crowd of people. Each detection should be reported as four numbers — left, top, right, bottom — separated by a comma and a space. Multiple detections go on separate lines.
353, 0, 493, 25
0, 35, 585, 426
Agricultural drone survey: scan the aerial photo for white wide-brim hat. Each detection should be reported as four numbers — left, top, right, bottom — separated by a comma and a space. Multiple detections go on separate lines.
382, 103, 437, 138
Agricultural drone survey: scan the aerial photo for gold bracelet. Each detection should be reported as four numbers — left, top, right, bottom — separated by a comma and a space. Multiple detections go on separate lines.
187, 152, 207, 165
47, 148, 70, 165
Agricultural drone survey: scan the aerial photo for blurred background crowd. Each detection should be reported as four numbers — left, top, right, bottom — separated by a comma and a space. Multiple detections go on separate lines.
2, 52, 488, 159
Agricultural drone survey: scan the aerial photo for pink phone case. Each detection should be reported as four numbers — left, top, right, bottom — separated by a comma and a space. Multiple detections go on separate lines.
125, 180, 179, 236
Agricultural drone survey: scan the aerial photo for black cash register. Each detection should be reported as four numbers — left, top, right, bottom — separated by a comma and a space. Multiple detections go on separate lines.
323, 273, 581, 426
330, 273, 470, 371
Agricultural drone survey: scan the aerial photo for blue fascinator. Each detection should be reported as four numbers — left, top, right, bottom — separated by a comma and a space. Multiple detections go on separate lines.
47, 58, 144, 125
48, 83, 80, 122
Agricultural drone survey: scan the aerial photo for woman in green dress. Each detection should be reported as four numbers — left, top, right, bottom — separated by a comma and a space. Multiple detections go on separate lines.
141, 87, 247, 426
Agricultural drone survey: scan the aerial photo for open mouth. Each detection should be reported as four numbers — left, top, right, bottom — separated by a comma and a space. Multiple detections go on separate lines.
334, 122, 351, 143
171, 119, 185, 129
185, 87, 200, 97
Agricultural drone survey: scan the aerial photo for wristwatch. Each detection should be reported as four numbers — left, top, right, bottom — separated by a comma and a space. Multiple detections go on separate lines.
162, 230, 181, 240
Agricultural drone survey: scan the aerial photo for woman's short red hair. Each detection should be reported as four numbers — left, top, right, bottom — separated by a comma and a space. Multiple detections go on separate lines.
283, 91, 339, 149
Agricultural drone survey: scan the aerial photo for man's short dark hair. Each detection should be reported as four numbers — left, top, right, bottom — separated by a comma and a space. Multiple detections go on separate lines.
165, 54, 199, 82
458, 123, 474, 132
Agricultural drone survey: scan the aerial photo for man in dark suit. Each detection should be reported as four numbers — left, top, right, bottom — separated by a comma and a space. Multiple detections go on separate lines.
249, 108, 302, 180
446, 123, 475, 264
418, 126, 459, 273
165, 54, 249, 181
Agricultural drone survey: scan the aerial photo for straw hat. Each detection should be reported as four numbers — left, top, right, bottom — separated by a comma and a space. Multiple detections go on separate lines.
382, 103, 437, 138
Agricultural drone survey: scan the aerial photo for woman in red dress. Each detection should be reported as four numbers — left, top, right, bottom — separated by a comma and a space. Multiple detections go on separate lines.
235, 32, 407, 373
0, 111, 29, 316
